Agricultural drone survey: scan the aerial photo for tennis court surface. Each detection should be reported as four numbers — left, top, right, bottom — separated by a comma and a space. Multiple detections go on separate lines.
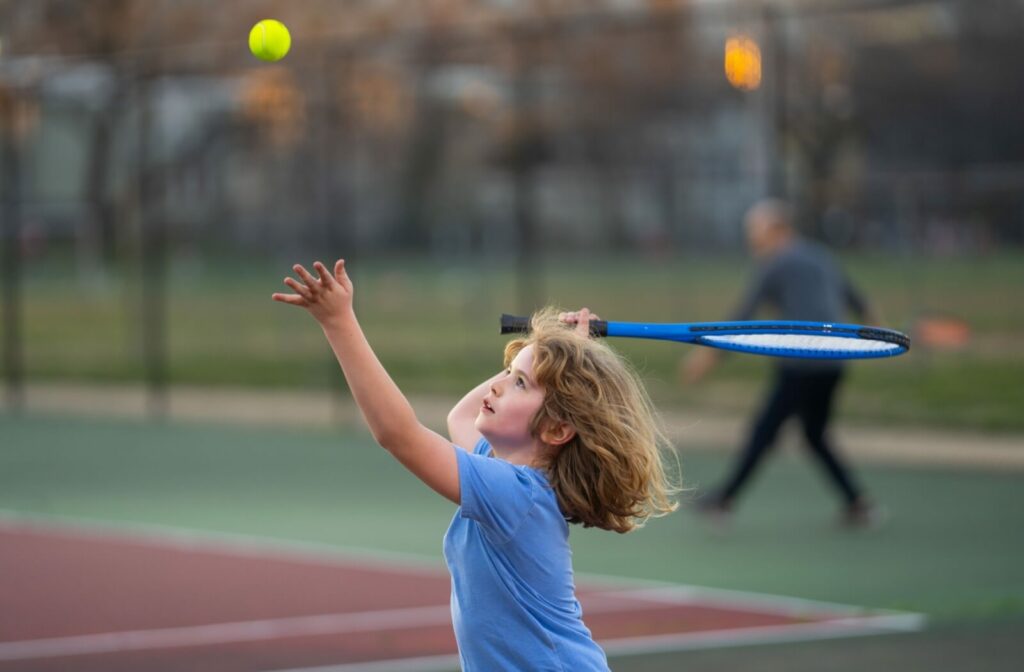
1, 513, 922, 672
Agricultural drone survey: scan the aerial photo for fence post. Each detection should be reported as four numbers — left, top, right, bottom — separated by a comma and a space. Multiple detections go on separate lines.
1, 89, 25, 412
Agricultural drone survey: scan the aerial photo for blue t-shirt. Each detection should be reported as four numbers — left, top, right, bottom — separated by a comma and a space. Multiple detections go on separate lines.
443, 438, 609, 671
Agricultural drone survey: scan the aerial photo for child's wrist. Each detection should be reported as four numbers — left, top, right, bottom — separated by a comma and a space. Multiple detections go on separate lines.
318, 308, 356, 332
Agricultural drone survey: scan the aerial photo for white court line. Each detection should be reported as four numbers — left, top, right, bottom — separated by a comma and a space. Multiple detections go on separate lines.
260, 615, 925, 672
1, 509, 883, 616
0, 509, 927, 664
599, 613, 926, 657
1, 582, 855, 662
264, 654, 462, 672
0, 508, 919, 628
0, 509, 911, 618
0, 606, 450, 662
0, 586, 784, 662
601, 584, 899, 620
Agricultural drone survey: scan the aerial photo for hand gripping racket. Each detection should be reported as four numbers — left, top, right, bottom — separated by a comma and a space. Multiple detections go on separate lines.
500, 315, 910, 360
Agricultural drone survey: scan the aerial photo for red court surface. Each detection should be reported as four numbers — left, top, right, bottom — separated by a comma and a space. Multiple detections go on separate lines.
0, 514, 923, 672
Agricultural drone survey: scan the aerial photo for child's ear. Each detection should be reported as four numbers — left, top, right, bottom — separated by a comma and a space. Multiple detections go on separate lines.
540, 420, 576, 447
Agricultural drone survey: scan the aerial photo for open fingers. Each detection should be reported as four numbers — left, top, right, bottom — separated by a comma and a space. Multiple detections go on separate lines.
560, 309, 602, 324
293, 264, 320, 295
334, 259, 350, 287
559, 310, 586, 324
283, 276, 313, 300
271, 292, 308, 306
313, 261, 334, 286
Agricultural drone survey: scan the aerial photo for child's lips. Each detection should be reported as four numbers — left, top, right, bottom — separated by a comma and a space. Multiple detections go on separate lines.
481, 399, 495, 413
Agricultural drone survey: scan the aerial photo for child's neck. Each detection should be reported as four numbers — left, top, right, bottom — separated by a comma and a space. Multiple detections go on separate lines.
490, 440, 548, 468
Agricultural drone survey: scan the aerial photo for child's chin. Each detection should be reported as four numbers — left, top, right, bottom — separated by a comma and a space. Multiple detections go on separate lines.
477, 426, 504, 445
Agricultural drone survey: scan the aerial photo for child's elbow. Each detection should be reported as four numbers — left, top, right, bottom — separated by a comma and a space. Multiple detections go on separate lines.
446, 405, 473, 435
445, 407, 463, 434
372, 427, 404, 454
372, 420, 422, 457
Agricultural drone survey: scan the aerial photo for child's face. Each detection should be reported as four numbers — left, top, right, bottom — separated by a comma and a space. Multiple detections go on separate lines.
476, 344, 546, 448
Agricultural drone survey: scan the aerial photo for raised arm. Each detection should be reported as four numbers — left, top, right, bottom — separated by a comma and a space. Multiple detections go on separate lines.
842, 273, 882, 325
273, 260, 459, 504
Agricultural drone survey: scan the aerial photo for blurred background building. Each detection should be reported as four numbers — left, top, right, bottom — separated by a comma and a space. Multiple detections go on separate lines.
2, 0, 1023, 415
2, 0, 1021, 273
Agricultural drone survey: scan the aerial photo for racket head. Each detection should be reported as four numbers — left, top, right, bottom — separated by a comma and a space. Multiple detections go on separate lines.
687, 322, 910, 359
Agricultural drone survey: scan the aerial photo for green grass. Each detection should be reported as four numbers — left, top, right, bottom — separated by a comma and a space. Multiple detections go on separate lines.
3, 413, 1023, 621
5, 251, 1023, 430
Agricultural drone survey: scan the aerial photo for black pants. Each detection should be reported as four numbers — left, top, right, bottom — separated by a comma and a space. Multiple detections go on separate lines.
717, 367, 863, 507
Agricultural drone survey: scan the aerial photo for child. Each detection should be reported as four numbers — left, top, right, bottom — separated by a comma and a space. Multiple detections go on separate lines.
273, 259, 679, 671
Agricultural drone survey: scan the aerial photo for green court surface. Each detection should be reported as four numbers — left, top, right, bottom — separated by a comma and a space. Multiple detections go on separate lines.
3, 412, 1023, 669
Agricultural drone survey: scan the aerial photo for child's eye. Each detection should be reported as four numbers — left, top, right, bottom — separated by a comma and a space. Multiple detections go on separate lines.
516, 376, 526, 388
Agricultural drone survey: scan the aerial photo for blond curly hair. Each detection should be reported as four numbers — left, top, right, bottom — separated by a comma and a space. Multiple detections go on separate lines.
503, 307, 680, 533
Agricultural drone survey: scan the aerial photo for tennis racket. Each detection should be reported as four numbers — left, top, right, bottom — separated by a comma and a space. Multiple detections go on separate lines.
500, 314, 910, 359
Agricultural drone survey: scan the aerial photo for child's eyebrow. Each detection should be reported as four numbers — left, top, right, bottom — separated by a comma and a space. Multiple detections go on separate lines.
510, 367, 536, 386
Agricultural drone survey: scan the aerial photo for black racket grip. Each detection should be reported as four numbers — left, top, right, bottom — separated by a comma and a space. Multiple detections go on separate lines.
500, 314, 609, 338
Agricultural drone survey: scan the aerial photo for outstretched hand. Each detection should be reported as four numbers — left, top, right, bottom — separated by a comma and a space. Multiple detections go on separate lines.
272, 259, 353, 328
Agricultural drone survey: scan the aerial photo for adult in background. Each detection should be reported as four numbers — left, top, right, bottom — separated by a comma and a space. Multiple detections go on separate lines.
682, 199, 882, 528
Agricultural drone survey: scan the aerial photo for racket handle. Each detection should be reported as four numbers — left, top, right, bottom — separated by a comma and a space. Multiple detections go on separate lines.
500, 314, 609, 337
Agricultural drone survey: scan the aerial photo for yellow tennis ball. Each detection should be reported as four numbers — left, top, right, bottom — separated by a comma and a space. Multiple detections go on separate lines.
249, 19, 291, 62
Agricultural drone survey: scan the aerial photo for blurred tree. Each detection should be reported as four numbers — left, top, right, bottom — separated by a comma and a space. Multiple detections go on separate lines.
0, 0, 148, 265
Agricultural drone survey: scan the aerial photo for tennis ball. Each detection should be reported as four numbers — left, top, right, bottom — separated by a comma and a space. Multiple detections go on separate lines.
249, 19, 291, 62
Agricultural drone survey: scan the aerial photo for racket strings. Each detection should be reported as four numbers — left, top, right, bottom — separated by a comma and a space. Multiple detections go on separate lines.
700, 333, 904, 355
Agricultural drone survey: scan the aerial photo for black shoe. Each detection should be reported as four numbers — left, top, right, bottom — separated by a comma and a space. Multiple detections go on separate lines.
692, 493, 733, 531
841, 499, 887, 530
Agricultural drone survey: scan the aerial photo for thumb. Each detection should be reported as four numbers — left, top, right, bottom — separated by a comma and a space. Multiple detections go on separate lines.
334, 259, 348, 284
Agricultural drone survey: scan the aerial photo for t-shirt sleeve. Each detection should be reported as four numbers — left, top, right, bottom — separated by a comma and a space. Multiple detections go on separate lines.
730, 263, 774, 321
454, 438, 537, 545
842, 273, 870, 320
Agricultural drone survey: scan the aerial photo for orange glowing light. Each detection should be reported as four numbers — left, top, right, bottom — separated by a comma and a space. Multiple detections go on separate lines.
725, 34, 762, 91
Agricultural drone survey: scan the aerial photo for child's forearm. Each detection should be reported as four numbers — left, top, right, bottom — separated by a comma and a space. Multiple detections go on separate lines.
449, 371, 503, 420
321, 313, 420, 449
